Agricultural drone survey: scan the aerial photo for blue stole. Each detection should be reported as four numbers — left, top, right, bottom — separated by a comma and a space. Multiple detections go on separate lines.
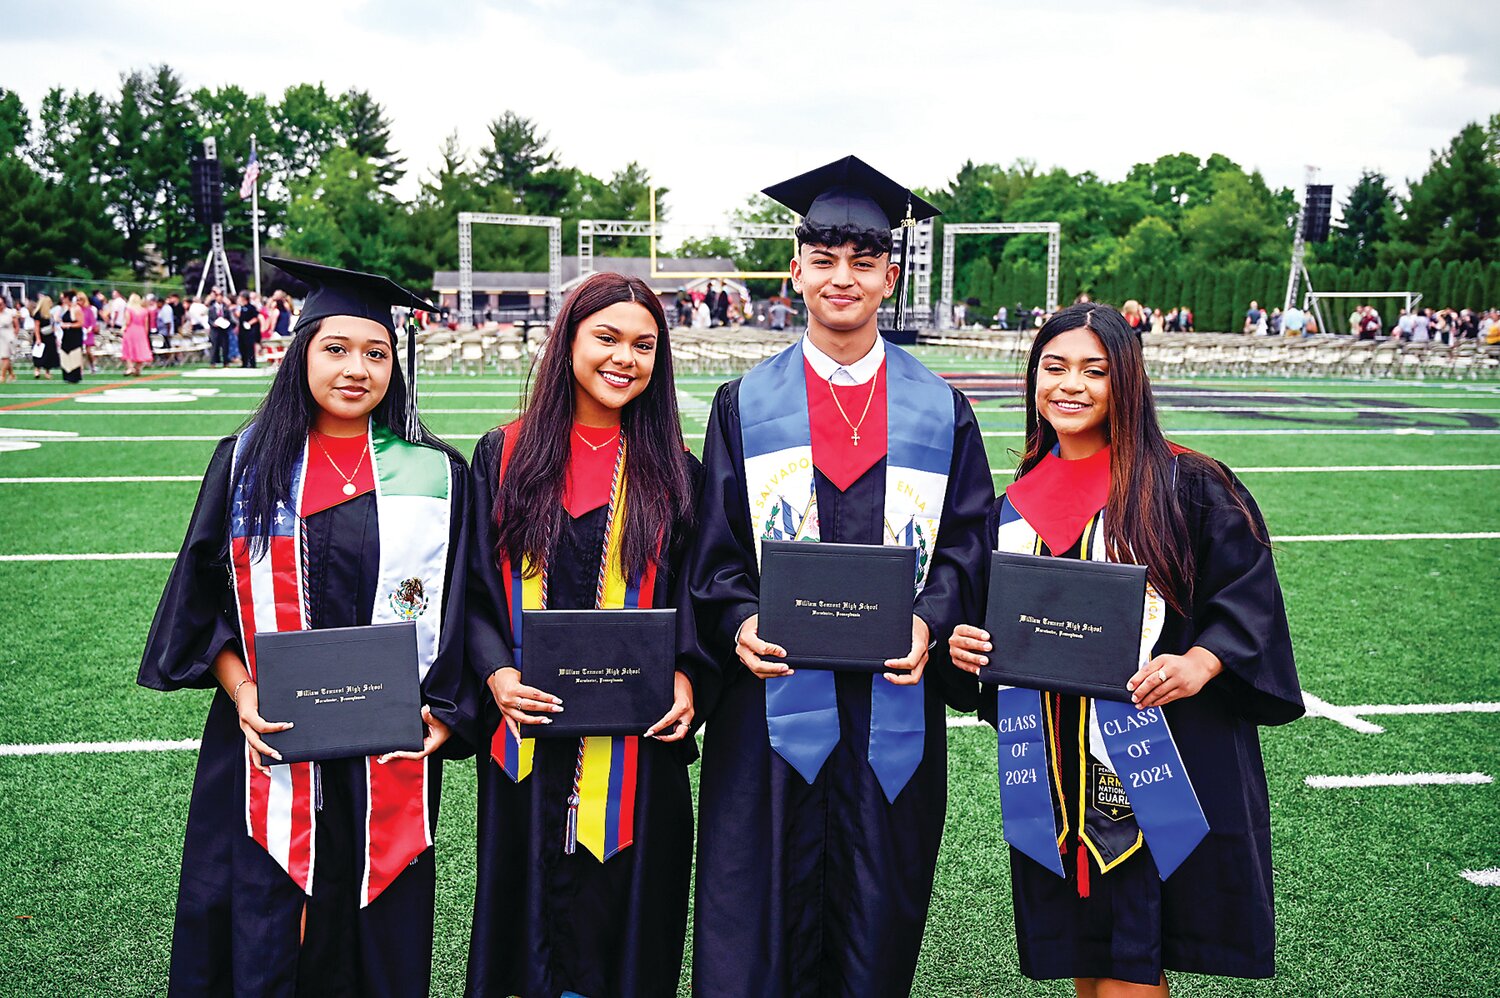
993, 495, 1210, 880
739, 340, 954, 802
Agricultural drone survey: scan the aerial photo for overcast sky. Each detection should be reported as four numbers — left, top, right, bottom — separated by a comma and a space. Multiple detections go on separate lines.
8, 0, 1499, 247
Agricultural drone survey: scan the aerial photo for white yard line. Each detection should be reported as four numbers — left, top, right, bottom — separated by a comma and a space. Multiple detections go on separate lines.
1345, 702, 1500, 716
0, 475, 201, 484
1276, 532, 1500, 542
0, 552, 177, 562
1461, 869, 1500, 887
1305, 772, 1492, 788
1301, 692, 1387, 733
0, 738, 200, 757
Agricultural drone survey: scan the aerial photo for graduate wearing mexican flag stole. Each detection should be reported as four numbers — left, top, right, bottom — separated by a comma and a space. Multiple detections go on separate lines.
139, 259, 476, 996
949, 303, 1304, 994
686, 157, 995, 997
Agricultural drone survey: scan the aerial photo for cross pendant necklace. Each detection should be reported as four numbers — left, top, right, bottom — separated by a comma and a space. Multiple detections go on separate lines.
827, 368, 880, 446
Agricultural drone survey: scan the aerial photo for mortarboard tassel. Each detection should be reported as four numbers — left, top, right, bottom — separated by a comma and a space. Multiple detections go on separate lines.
894, 196, 914, 331
404, 316, 421, 443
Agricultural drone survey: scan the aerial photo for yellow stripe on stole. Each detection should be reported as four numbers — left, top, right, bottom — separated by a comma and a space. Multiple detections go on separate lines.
577, 461, 630, 859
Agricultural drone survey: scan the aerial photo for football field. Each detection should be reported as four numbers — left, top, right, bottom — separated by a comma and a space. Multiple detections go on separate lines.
1, 349, 1497, 996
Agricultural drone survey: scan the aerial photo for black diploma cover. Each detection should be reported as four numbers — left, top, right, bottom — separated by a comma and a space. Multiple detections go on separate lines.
520, 609, 676, 737
258, 622, 425, 764
758, 539, 916, 672
979, 552, 1146, 702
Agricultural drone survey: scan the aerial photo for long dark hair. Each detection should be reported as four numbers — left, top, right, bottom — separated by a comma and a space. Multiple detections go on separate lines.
233, 318, 459, 560
494, 272, 692, 582
1017, 302, 1259, 613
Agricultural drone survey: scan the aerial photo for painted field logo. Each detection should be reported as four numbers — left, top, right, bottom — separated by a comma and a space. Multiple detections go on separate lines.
389, 577, 429, 620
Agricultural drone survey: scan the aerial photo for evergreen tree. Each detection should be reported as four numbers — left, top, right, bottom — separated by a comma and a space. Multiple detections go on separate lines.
341, 88, 406, 190
1384, 122, 1500, 264
1320, 171, 1393, 270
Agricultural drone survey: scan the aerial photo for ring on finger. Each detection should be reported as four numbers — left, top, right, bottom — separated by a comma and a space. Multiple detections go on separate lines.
1157, 667, 1167, 684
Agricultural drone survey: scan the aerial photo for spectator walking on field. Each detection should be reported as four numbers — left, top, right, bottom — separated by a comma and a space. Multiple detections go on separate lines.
32, 294, 58, 379
0, 297, 18, 383
206, 289, 234, 367
236, 291, 260, 368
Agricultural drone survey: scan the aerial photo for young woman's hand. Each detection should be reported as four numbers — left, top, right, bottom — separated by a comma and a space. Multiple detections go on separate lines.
735, 614, 791, 679
488, 666, 562, 738
378, 705, 451, 763
1128, 647, 1223, 708
235, 681, 293, 777
883, 616, 931, 686
644, 671, 695, 742
948, 624, 992, 676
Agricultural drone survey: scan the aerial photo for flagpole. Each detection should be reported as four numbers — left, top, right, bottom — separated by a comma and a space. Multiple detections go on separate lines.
250, 134, 262, 296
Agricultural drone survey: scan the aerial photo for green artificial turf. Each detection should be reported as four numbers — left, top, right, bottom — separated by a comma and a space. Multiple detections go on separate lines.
2, 358, 1498, 996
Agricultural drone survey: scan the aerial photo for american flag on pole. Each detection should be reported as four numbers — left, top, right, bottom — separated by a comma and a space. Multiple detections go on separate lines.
239, 146, 260, 199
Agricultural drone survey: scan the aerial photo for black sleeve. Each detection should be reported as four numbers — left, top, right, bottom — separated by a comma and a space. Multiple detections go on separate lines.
670, 451, 713, 721
1185, 460, 1304, 727
683, 382, 760, 714
912, 389, 995, 713
137, 437, 242, 692
421, 452, 481, 760
465, 430, 515, 684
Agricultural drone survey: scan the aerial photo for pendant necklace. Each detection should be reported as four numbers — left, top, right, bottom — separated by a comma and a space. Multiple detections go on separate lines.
573, 425, 620, 452
313, 432, 368, 496
827, 367, 880, 446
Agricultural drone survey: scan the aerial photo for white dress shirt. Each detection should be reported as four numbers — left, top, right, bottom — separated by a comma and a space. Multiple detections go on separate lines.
800, 333, 885, 386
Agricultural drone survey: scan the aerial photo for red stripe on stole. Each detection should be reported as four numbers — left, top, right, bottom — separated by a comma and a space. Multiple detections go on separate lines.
365, 758, 428, 904
232, 536, 271, 847
488, 552, 515, 772
269, 534, 302, 632
288, 762, 314, 889
617, 735, 638, 851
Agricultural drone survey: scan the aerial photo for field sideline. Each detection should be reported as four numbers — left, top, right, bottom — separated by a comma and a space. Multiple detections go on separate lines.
1, 349, 1497, 996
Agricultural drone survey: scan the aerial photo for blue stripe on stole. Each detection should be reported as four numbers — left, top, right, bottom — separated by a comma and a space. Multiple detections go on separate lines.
508, 567, 524, 667
603, 735, 626, 852
883, 344, 955, 476
997, 495, 1023, 527
738, 342, 809, 456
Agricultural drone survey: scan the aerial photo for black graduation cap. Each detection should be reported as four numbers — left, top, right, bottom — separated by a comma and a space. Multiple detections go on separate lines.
264, 256, 437, 335
265, 256, 438, 443
761, 156, 941, 330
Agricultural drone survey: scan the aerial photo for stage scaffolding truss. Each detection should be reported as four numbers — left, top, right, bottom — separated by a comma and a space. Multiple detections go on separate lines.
939, 222, 1060, 329
457, 211, 562, 327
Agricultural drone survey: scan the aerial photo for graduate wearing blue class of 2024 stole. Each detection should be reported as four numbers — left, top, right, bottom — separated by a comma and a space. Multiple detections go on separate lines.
138, 258, 478, 997
949, 302, 1304, 997
464, 273, 703, 998
685, 157, 995, 997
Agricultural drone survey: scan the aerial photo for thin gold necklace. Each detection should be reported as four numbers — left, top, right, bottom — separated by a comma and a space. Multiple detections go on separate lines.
312, 432, 368, 496
827, 367, 880, 446
573, 425, 620, 452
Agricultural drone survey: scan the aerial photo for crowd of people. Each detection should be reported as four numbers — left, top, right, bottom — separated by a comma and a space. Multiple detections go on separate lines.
0, 286, 305, 381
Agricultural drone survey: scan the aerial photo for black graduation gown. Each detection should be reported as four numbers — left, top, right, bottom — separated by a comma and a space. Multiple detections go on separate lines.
687, 377, 994, 998
465, 428, 704, 998
985, 457, 1304, 985
138, 435, 477, 998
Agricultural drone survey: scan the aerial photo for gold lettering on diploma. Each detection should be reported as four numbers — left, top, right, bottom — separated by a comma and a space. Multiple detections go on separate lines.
795, 597, 880, 619
1017, 612, 1102, 639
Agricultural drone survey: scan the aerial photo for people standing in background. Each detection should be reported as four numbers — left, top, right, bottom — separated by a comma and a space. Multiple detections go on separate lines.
768, 296, 794, 331
1358, 305, 1382, 340
1411, 308, 1431, 343
1348, 306, 1362, 336
188, 295, 209, 343
1282, 303, 1306, 338
1396, 308, 1414, 341
76, 292, 99, 373
156, 295, 178, 350
1121, 299, 1145, 335
1269, 307, 1282, 336
693, 295, 711, 329
260, 293, 283, 342
57, 293, 85, 384
206, 290, 234, 367
0, 297, 18, 383
1150, 307, 1165, 333
1179, 305, 1194, 331
106, 289, 127, 333
273, 291, 293, 336
32, 293, 57, 379
120, 293, 154, 377
997, 304, 1010, 330
236, 291, 260, 368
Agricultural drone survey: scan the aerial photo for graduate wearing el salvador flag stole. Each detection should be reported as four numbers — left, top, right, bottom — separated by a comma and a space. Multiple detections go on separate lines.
139, 259, 476, 997
686, 157, 994, 997
949, 303, 1304, 994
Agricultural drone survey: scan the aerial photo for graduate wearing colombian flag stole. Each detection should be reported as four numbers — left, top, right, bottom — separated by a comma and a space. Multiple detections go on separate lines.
949, 304, 1303, 992
465, 273, 702, 998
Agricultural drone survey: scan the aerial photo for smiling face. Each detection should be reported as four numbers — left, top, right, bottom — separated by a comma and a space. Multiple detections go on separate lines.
790, 242, 898, 337
569, 301, 658, 426
304, 317, 393, 436
1035, 326, 1111, 458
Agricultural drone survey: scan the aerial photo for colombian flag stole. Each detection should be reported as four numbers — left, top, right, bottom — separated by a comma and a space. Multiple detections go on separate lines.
488, 426, 653, 861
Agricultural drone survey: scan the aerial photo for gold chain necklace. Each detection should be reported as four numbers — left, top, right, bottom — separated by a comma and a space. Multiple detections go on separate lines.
312, 432, 369, 496
573, 425, 620, 452
827, 367, 880, 446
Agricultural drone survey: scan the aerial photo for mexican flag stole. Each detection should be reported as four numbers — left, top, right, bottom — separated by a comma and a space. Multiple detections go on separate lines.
739, 340, 953, 802
488, 426, 652, 861
228, 421, 453, 908
993, 496, 1210, 885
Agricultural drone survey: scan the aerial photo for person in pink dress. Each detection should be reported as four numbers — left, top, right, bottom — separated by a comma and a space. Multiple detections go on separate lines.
76, 293, 99, 373
121, 293, 154, 376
